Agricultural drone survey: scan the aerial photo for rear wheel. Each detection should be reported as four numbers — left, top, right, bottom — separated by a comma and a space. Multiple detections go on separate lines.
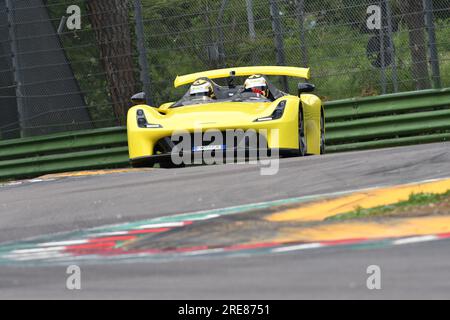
320, 109, 326, 155
298, 108, 307, 156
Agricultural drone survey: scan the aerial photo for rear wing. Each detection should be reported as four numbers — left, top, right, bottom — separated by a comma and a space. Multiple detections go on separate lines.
174, 66, 310, 88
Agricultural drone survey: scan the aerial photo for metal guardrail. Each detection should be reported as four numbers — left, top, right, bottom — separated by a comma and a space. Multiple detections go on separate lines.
0, 127, 129, 180
325, 87, 450, 152
325, 88, 450, 121
0, 88, 449, 180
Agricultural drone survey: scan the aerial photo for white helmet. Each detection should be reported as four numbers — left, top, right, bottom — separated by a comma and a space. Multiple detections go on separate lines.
244, 75, 269, 98
189, 79, 215, 98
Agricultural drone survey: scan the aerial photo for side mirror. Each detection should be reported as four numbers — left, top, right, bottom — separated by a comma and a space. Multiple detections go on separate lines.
131, 92, 146, 105
298, 83, 315, 96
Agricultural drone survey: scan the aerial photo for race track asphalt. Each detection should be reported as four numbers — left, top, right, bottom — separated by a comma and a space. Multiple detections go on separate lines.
1, 142, 450, 299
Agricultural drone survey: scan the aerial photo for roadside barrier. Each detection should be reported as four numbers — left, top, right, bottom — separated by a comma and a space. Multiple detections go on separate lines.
325, 88, 450, 152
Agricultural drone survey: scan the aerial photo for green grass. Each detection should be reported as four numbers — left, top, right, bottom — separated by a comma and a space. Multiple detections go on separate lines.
326, 190, 450, 222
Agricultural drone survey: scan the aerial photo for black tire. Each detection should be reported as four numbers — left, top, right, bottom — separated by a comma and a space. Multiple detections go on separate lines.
298, 108, 307, 156
158, 159, 186, 169
158, 161, 176, 169
320, 108, 326, 155
130, 157, 184, 169
130, 159, 151, 168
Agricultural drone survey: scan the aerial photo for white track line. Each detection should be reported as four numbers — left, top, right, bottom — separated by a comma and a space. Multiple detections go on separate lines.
37, 240, 88, 247
392, 235, 438, 245
272, 243, 324, 253
135, 221, 186, 229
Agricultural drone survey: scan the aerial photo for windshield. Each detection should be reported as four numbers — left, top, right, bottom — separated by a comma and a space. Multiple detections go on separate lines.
231, 91, 271, 103
171, 85, 272, 108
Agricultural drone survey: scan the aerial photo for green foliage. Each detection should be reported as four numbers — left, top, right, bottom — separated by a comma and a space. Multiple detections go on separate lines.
326, 190, 450, 222
436, 19, 450, 88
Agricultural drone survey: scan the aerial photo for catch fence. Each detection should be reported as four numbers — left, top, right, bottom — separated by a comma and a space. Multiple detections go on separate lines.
0, 0, 449, 139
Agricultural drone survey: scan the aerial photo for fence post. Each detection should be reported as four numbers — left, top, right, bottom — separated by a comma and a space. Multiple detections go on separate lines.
296, 0, 308, 68
423, 0, 441, 89
246, 0, 256, 41
385, 0, 398, 93
133, 0, 153, 106
246, 0, 258, 64
269, 0, 288, 92
379, 1, 387, 94
5, 0, 24, 137
217, 0, 229, 68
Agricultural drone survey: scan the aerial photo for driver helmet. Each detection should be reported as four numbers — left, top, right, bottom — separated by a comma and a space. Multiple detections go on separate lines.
244, 75, 269, 98
189, 79, 215, 99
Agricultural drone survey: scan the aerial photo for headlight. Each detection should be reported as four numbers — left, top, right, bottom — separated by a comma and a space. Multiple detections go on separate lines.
136, 109, 163, 128
254, 101, 286, 122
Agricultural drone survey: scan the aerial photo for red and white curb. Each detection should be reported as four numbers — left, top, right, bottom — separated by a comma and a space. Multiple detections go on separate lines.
3, 229, 450, 264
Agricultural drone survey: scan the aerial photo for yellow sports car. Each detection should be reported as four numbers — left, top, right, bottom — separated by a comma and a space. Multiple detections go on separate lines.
127, 66, 325, 167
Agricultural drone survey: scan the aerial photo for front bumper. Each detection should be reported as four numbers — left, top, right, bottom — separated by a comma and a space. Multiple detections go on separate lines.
130, 147, 299, 167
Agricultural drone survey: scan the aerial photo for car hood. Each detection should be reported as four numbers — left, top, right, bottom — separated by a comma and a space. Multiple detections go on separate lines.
159, 102, 272, 126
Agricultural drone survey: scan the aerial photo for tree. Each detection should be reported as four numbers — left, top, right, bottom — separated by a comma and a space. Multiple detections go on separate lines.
86, 0, 137, 124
